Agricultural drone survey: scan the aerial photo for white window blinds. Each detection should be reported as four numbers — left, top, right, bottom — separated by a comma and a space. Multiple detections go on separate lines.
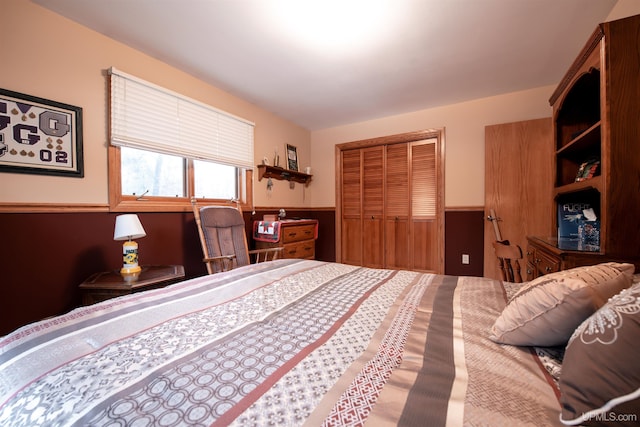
109, 67, 254, 169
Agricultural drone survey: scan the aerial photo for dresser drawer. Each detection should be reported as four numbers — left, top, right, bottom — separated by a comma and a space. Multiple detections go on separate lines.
282, 240, 315, 259
535, 250, 561, 275
282, 224, 316, 243
526, 247, 536, 266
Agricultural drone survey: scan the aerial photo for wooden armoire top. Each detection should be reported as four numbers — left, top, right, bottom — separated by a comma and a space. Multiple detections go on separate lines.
549, 25, 604, 106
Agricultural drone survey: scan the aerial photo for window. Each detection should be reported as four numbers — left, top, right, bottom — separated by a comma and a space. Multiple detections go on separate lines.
193, 159, 238, 200
108, 68, 254, 211
121, 147, 185, 198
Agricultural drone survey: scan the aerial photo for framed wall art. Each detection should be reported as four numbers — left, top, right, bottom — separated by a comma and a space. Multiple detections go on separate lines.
0, 88, 83, 177
286, 143, 298, 171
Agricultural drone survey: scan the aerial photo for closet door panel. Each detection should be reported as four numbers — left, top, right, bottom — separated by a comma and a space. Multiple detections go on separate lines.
385, 219, 409, 269
340, 149, 362, 265
411, 141, 437, 271
342, 218, 362, 265
411, 141, 437, 217
385, 143, 410, 269
362, 147, 384, 267
412, 220, 438, 271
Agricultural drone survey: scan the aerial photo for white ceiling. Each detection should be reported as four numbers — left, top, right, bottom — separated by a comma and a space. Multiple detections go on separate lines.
33, 0, 617, 130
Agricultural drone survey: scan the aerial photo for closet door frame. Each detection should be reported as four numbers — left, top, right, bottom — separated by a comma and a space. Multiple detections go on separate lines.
335, 129, 445, 273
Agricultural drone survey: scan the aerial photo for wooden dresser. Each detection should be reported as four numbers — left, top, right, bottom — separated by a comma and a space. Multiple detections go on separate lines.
526, 237, 606, 280
526, 236, 639, 281
254, 219, 318, 260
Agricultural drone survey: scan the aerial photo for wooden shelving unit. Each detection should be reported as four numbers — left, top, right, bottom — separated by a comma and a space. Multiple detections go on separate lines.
527, 14, 640, 277
257, 165, 312, 185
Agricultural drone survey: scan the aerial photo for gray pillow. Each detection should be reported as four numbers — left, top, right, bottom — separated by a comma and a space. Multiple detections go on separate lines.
490, 262, 634, 346
559, 281, 640, 426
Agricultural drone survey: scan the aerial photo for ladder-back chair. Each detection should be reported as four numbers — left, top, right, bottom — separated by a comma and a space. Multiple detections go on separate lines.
492, 240, 524, 283
191, 198, 282, 274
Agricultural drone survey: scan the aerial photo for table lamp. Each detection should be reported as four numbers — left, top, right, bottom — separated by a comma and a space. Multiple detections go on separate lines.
114, 214, 146, 274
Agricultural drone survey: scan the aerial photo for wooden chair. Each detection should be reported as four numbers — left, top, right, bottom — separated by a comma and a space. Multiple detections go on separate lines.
191, 198, 282, 274
492, 240, 524, 283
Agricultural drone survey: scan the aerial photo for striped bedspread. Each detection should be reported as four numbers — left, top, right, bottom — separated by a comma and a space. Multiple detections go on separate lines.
0, 260, 562, 426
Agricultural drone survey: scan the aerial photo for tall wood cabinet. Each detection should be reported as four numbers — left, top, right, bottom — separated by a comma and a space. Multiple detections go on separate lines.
484, 118, 553, 280
527, 14, 640, 278
337, 130, 443, 273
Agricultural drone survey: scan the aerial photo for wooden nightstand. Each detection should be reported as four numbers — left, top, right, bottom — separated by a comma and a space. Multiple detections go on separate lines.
79, 265, 185, 305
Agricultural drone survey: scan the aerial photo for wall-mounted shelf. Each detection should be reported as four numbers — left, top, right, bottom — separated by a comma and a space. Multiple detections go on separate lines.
257, 165, 312, 185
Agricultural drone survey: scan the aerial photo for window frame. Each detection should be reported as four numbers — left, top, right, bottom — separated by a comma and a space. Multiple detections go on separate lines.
108, 145, 253, 212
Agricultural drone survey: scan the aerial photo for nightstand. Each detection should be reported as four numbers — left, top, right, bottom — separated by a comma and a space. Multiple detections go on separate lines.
79, 265, 185, 305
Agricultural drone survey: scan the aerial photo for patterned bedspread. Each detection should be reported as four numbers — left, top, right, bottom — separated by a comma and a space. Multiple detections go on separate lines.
0, 260, 562, 426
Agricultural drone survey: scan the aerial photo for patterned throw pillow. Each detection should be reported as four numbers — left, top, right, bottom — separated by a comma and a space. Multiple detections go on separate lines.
490, 262, 634, 346
559, 282, 640, 426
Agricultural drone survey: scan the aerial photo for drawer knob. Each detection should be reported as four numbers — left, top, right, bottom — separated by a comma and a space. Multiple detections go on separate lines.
545, 266, 552, 272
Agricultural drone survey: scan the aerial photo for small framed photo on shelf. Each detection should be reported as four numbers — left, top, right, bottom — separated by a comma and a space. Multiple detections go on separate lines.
286, 144, 298, 171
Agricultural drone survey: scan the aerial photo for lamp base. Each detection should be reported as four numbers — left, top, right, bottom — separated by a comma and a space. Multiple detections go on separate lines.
120, 265, 142, 275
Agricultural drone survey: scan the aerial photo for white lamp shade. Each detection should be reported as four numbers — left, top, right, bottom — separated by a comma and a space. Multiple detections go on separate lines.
114, 214, 147, 241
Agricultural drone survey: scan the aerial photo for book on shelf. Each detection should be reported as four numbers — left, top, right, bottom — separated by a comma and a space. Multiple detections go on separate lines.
557, 202, 600, 250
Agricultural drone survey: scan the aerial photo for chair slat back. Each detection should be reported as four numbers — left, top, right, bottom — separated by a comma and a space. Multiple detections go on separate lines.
492, 240, 524, 283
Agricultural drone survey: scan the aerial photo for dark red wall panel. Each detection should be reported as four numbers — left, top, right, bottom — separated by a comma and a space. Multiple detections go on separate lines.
444, 210, 485, 277
0, 208, 481, 335
0, 209, 336, 335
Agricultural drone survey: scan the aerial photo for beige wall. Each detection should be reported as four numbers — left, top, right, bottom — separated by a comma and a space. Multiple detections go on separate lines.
310, 0, 640, 209
1, 0, 311, 208
3, 0, 638, 210
310, 86, 553, 208
607, 0, 640, 21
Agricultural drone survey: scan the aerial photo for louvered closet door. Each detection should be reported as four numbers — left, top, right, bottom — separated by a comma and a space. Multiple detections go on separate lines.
411, 140, 438, 271
385, 143, 410, 269
362, 146, 384, 268
338, 134, 441, 272
340, 149, 363, 266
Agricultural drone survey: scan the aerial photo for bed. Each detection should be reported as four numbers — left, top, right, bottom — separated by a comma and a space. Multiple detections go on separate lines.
1, 259, 637, 426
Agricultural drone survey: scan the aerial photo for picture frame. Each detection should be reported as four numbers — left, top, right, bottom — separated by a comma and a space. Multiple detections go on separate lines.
286, 143, 298, 171
0, 88, 83, 177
